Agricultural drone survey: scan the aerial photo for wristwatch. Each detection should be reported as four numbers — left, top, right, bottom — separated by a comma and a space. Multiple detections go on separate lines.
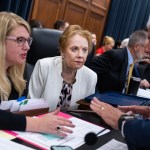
118, 114, 135, 130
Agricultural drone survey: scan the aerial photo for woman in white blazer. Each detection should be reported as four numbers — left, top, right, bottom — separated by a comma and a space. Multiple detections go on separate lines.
29, 25, 97, 111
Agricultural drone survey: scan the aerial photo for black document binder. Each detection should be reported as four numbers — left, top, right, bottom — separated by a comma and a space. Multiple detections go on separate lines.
84, 92, 150, 106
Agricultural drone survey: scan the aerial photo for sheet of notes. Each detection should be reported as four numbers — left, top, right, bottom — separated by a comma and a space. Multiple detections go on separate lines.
15, 117, 110, 149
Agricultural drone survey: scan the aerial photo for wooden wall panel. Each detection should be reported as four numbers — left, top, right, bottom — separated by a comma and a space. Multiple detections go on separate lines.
31, 0, 63, 28
88, 0, 111, 47
63, 1, 88, 26
86, 11, 104, 46
92, 0, 108, 8
30, 0, 111, 47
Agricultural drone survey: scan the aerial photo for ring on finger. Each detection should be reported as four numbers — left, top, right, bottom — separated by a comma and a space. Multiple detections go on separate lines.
56, 126, 61, 131
101, 107, 104, 110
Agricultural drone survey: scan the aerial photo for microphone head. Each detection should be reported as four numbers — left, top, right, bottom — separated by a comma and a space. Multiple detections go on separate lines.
84, 132, 98, 145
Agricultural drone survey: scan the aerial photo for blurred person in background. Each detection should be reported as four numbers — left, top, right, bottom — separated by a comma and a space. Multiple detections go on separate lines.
53, 20, 69, 31
95, 36, 115, 56
29, 19, 43, 28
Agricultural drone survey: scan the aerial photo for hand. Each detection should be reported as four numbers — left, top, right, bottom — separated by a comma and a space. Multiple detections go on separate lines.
140, 79, 150, 88
118, 105, 150, 118
90, 97, 124, 129
26, 109, 75, 137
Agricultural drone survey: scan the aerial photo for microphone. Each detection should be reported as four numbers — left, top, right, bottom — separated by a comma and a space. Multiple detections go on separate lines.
84, 129, 106, 145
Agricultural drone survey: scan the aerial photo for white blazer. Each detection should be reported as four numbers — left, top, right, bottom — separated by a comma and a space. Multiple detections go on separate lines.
28, 56, 97, 111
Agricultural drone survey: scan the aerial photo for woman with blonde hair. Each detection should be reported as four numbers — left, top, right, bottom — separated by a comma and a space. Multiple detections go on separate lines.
0, 11, 32, 100
0, 12, 75, 135
96, 36, 115, 56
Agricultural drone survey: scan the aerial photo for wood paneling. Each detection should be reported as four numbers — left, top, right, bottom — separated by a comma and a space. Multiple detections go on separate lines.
87, 0, 111, 47
63, 1, 88, 26
30, 0, 111, 47
31, 0, 63, 28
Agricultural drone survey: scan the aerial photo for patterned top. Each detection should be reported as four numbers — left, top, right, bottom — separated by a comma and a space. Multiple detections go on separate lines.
57, 81, 73, 108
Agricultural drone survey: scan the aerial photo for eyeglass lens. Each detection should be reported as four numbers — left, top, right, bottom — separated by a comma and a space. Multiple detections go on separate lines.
17, 37, 32, 46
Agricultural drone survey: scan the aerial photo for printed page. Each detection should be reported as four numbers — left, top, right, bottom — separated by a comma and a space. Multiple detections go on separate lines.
10, 101, 20, 112
0, 131, 15, 140
137, 88, 150, 99
15, 116, 110, 149
0, 100, 15, 110
19, 99, 49, 111
0, 137, 35, 150
96, 139, 128, 150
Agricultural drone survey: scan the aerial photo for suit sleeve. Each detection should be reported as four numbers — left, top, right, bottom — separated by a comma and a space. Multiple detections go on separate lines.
0, 110, 26, 131
124, 119, 150, 148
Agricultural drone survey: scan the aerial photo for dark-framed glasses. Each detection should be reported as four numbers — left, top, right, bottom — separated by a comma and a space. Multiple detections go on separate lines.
6, 36, 33, 46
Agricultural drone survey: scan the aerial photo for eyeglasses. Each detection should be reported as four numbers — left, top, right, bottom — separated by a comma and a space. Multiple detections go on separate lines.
136, 43, 147, 49
139, 44, 145, 47
6, 36, 33, 46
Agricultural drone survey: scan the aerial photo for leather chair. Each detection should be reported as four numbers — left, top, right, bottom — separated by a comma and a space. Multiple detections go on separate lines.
27, 28, 62, 66
25, 28, 62, 85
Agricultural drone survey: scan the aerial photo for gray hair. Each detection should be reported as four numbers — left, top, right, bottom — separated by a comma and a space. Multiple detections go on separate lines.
147, 15, 150, 29
128, 30, 148, 47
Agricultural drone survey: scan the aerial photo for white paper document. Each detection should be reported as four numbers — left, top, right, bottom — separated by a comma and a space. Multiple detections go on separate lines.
19, 99, 49, 111
0, 99, 49, 112
0, 100, 15, 110
96, 139, 128, 150
0, 137, 35, 150
137, 88, 150, 99
15, 116, 110, 149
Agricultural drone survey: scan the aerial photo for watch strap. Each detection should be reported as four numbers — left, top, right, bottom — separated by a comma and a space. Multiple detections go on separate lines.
118, 114, 135, 130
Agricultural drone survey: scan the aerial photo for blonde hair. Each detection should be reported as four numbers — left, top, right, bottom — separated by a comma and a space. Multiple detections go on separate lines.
0, 12, 30, 100
102, 36, 114, 45
59, 25, 92, 53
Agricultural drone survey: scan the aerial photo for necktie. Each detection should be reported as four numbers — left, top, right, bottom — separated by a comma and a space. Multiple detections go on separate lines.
125, 63, 134, 94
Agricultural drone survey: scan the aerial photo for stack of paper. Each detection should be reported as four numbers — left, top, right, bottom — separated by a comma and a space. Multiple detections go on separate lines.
96, 139, 128, 150
0, 99, 49, 112
13, 112, 110, 149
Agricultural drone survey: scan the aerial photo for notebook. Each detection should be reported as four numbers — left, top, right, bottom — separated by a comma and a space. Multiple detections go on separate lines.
84, 92, 150, 106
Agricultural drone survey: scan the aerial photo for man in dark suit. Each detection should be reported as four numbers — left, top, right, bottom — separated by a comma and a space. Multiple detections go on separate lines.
90, 18, 150, 149
90, 30, 149, 93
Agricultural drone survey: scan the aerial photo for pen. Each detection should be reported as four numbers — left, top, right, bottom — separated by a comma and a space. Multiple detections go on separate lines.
66, 109, 95, 113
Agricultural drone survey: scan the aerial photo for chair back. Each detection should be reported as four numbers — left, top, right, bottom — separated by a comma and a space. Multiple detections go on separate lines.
27, 28, 62, 65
